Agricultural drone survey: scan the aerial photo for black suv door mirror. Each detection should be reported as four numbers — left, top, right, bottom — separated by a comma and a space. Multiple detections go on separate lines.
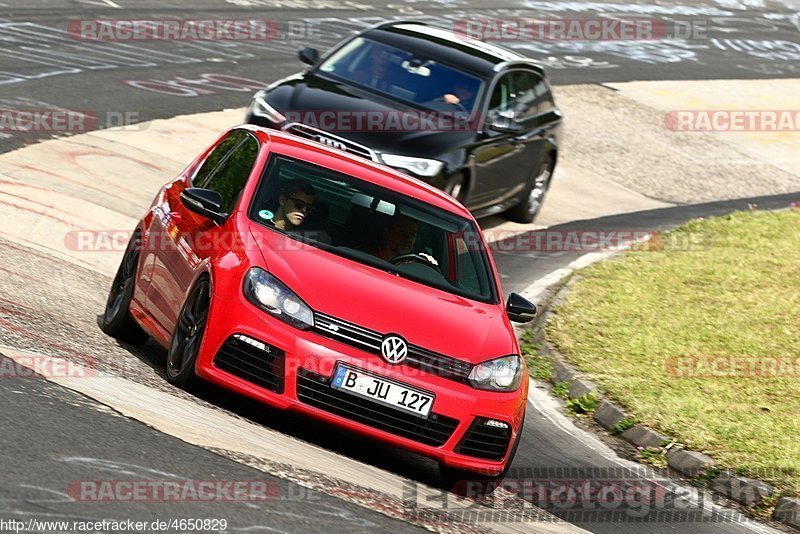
298, 46, 319, 65
506, 293, 537, 323
180, 188, 227, 224
488, 114, 524, 134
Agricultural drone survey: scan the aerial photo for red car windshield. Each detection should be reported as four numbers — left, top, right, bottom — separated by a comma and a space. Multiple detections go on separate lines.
248, 154, 497, 303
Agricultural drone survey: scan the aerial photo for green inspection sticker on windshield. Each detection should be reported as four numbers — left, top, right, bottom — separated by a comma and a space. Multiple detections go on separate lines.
258, 210, 274, 221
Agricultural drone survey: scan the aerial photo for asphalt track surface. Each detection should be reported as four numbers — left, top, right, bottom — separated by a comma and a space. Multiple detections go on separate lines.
0, 359, 426, 534
1, 0, 799, 533
2, 0, 800, 152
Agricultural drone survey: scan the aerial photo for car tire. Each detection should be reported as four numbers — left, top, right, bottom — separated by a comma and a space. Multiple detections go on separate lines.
439, 411, 525, 498
100, 232, 149, 346
506, 156, 553, 224
443, 172, 467, 204
165, 278, 210, 389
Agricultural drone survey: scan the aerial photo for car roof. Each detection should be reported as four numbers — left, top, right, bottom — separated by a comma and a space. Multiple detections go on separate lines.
242, 125, 475, 219
364, 22, 534, 77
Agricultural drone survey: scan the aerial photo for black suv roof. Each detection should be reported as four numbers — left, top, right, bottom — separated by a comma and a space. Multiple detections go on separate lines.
363, 22, 535, 78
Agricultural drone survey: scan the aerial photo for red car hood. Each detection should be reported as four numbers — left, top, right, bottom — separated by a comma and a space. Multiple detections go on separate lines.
249, 224, 516, 364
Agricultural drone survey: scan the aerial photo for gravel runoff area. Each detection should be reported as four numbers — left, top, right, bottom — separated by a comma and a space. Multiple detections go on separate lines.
554, 80, 800, 205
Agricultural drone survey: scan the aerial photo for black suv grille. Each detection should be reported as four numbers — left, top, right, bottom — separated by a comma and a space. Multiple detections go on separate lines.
313, 313, 473, 383
456, 418, 512, 461
213, 335, 285, 393
296, 368, 459, 447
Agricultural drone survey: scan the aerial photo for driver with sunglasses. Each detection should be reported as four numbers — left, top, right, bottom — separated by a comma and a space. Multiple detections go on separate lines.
273, 179, 316, 231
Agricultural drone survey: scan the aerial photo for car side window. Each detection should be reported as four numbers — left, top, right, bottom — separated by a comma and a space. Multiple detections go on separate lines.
487, 74, 513, 119
197, 131, 259, 213
193, 131, 247, 188
509, 70, 546, 120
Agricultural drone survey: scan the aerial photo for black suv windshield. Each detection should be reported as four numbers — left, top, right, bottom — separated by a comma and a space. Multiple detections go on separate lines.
317, 37, 484, 116
249, 154, 497, 303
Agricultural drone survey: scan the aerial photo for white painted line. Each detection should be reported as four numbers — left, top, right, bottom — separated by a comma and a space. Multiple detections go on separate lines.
78, 0, 121, 8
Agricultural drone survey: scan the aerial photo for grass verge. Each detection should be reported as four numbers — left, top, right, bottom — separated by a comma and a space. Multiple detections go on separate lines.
547, 208, 800, 494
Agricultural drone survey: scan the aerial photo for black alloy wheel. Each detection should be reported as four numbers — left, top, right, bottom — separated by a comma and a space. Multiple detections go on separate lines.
166, 278, 210, 388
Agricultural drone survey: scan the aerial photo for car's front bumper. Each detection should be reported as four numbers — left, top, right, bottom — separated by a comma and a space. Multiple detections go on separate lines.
195, 292, 527, 475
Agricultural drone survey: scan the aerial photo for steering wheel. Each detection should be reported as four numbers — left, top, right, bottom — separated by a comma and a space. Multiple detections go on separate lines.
436, 95, 469, 114
389, 253, 441, 272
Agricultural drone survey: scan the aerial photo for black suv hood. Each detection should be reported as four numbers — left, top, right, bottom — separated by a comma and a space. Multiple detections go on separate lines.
263, 71, 475, 158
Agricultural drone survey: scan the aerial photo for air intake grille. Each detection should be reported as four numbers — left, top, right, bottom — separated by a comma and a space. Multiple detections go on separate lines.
456, 418, 512, 460
213, 334, 285, 393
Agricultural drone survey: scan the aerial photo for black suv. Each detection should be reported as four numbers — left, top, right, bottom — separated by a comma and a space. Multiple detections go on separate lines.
245, 21, 562, 223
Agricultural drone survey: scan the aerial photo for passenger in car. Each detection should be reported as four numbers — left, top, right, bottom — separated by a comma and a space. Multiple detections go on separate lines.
351, 46, 392, 90
272, 179, 316, 231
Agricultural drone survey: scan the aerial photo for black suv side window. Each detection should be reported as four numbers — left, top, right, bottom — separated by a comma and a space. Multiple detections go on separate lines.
194, 130, 259, 213
509, 70, 547, 120
487, 73, 513, 119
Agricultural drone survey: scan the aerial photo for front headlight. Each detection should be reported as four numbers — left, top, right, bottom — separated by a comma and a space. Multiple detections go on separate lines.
243, 268, 313, 330
468, 355, 523, 391
379, 154, 444, 178
247, 93, 286, 125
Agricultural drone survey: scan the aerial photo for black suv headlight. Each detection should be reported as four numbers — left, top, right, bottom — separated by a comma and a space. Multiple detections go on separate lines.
379, 154, 444, 178
243, 267, 313, 330
248, 93, 286, 125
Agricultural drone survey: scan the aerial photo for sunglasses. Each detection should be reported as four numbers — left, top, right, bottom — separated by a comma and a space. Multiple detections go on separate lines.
288, 197, 314, 213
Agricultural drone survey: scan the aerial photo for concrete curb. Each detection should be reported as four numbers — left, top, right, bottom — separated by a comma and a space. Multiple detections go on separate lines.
526, 276, 794, 528
773, 498, 800, 529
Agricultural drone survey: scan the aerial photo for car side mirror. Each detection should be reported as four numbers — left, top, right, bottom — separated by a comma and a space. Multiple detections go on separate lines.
506, 293, 537, 323
180, 188, 227, 225
488, 114, 524, 134
298, 46, 319, 65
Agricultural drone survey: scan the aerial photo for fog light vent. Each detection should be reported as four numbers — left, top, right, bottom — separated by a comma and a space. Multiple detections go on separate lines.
483, 419, 509, 429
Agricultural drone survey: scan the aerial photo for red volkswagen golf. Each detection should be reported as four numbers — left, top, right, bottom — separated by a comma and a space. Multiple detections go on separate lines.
101, 125, 537, 491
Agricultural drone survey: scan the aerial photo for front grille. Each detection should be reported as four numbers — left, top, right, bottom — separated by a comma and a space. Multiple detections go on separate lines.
456, 418, 512, 461
296, 368, 459, 447
282, 122, 378, 162
313, 312, 473, 383
213, 334, 285, 393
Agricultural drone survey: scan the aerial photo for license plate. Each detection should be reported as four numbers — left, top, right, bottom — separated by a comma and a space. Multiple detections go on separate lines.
331, 364, 434, 417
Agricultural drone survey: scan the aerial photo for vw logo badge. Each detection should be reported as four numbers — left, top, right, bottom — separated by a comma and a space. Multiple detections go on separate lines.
381, 335, 408, 365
